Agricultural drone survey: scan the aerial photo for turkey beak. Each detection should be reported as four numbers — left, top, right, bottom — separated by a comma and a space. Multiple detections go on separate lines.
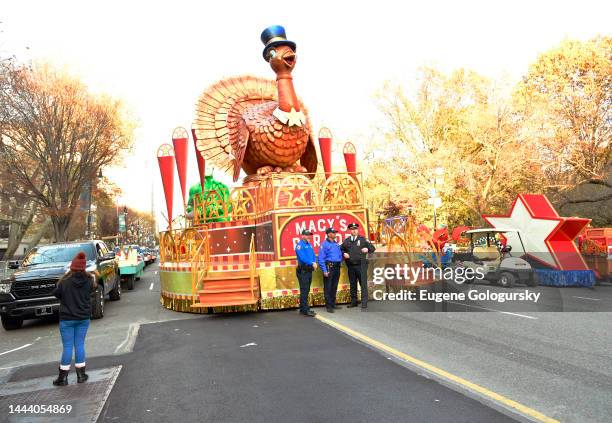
282, 52, 296, 68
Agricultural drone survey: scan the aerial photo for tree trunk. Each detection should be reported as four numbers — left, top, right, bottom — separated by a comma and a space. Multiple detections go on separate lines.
3, 223, 26, 260
26, 218, 52, 251
2, 203, 38, 260
52, 216, 72, 242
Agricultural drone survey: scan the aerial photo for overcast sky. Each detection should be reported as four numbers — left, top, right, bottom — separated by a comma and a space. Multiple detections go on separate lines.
2, 0, 610, 229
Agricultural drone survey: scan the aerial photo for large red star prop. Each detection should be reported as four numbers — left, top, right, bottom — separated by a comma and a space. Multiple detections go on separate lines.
483, 194, 590, 270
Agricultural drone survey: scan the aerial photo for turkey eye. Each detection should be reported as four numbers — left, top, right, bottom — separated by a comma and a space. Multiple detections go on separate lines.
269, 49, 277, 58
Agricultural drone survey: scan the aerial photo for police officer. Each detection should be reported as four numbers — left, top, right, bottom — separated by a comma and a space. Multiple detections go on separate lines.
341, 222, 376, 308
318, 227, 343, 313
295, 229, 318, 317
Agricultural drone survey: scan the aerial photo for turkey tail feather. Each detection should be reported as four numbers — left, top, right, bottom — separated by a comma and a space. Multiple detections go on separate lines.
194, 75, 277, 176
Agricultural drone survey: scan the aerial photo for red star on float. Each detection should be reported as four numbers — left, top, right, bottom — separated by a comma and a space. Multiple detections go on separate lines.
288, 185, 304, 204
483, 194, 590, 270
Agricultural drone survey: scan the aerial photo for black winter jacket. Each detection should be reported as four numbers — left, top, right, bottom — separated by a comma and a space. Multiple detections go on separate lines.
341, 235, 376, 265
52, 272, 96, 320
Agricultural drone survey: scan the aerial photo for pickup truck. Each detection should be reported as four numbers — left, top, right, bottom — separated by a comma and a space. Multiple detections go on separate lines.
0, 240, 121, 330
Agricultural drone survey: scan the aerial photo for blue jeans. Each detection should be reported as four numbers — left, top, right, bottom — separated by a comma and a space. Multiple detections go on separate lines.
59, 319, 90, 366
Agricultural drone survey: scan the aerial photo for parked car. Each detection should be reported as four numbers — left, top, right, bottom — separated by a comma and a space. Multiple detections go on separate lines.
0, 240, 121, 330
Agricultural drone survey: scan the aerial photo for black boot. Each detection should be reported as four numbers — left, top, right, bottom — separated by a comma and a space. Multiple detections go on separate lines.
52, 368, 69, 386
347, 302, 358, 308
76, 366, 89, 383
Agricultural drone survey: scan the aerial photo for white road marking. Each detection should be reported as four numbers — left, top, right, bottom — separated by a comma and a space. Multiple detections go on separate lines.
149, 282, 154, 290
446, 301, 537, 320
0, 344, 32, 356
114, 323, 140, 354
572, 296, 600, 301
240, 342, 257, 348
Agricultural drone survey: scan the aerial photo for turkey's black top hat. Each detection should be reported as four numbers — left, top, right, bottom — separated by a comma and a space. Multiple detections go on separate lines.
261, 25, 296, 60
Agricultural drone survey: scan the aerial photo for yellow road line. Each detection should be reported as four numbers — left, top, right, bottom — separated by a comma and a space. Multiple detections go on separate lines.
315, 314, 560, 423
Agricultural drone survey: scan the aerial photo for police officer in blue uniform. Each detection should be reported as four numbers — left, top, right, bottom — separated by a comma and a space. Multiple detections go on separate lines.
318, 227, 344, 313
341, 222, 376, 308
295, 229, 318, 316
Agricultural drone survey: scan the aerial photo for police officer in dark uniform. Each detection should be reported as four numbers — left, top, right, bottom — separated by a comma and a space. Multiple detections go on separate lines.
318, 227, 343, 313
295, 229, 318, 316
341, 222, 376, 308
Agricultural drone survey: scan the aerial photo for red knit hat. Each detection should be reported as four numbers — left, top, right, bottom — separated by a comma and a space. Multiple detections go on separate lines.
70, 252, 87, 272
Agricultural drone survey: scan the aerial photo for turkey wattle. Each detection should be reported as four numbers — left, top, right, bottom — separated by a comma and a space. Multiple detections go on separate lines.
193, 26, 317, 182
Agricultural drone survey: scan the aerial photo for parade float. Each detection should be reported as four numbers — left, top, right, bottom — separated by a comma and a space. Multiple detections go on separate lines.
156, 26, 600, 314
156, 26, 372, 312
483, 194, 596, 287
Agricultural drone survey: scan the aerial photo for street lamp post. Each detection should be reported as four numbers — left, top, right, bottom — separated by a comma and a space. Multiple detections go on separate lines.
123, 206, 128, 244
86, 169, 103, 239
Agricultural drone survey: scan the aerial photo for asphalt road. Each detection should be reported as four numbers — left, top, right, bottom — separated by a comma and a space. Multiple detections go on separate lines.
321, 304, 612, 423
0, 262, 197, 383
0, 264, 519, 423
8, 313, 517, 423
2, 265, 611, 422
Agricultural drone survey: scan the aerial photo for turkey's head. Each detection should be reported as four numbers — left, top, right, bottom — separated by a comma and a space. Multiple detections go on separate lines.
267, 44, 296, 78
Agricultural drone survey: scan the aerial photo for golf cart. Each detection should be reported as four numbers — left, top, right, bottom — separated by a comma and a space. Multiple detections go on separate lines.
455, 228, 536, 288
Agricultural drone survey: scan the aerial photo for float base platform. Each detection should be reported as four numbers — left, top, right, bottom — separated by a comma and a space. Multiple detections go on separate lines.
159, 264, 355, 313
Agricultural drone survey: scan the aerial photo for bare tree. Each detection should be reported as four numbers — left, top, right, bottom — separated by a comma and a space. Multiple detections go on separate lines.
0, 64, 134, 241
0, 60, 39, 258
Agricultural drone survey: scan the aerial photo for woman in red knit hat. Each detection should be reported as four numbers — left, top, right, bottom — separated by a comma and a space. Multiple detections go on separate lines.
51, 251, 97, 386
